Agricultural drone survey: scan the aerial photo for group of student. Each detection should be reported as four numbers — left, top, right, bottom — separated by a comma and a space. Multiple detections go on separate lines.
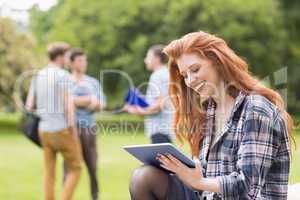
26, 44, 104, 200
26, 30, 293, 200
25, 42, 175, 200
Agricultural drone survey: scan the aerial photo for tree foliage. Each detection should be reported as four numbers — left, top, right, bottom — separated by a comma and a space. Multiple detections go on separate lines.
29, 0, 298, 110
0, 17, 37, 107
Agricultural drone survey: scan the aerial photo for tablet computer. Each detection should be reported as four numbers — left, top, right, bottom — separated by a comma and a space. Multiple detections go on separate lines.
123, 143, 195, 170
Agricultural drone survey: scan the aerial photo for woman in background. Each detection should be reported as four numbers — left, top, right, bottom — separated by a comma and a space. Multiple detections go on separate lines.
129, 31, 293, 200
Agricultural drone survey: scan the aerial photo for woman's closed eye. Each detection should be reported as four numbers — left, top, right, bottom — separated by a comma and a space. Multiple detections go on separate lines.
184, 67, 200, 80
190, 65, 201, 73
191, 68, 199, 73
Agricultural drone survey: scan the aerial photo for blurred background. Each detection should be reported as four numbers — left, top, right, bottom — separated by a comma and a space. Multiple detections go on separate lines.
0, 0, 299, 199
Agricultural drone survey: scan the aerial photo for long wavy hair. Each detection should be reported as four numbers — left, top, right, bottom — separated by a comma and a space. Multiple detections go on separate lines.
163, 31, 294, 157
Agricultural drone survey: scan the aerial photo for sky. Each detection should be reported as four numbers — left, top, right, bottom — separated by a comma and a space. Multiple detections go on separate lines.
0, 0, 57, 11
0, 0, 57, 24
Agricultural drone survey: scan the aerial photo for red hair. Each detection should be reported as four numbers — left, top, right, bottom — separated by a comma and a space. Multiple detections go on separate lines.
164, 31, 294, 157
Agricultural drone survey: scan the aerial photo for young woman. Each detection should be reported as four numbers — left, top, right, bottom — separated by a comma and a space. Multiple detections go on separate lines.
129, 31, 293, 200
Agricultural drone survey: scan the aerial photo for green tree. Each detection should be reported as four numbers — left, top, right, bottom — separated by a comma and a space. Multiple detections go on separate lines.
279, 0, 300, 112
0, 17, 37, 108
30, 0, 292, 109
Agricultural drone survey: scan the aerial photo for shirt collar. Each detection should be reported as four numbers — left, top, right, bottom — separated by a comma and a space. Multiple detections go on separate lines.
47, 63, 63, 69
201, 91, 247, 161
229, 91, 247, 117
205, 91, 247, 135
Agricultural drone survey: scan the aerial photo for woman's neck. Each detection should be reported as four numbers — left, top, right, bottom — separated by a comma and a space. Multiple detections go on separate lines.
213, 81, 236, 124
212, 81, 234, 105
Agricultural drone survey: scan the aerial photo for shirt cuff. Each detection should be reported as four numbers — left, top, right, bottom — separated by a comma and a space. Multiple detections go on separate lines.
217, 175, 227, 197
217, 171, 241, 199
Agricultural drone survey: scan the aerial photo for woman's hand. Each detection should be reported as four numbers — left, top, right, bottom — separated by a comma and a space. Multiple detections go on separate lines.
157, 153, 204, 190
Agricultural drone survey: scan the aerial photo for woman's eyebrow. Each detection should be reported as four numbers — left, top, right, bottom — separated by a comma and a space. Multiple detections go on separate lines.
189, 63, 201, 68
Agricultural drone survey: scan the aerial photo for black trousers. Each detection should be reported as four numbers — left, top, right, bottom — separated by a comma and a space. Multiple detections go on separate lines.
150, 132, 172, 144
64, 126, 98, 200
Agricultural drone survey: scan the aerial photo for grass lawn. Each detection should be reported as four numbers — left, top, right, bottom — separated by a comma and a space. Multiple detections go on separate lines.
0, 129, 148, 200
0, 128, 299, 200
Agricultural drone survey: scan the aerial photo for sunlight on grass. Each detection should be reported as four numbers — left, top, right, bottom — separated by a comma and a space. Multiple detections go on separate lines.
0, 129, 299, 200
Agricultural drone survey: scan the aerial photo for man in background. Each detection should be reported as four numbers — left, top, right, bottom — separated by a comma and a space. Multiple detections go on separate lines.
124, 45, 174, 144
26, 42, 81, 200
66, 48, 106, 200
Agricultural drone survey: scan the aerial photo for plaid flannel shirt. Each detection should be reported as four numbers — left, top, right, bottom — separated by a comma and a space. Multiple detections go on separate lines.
198, 92, 291, 200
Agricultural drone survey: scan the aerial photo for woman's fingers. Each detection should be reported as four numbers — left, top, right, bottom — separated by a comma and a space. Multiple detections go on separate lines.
193, 156, 202, 175
157, 154, 180, 173
157, 154, 170, 163
158, 154, 179, 167
157, 153, 188, 174
157, 154, 177, 169
166, 154, 186, 168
